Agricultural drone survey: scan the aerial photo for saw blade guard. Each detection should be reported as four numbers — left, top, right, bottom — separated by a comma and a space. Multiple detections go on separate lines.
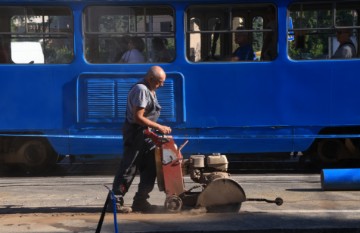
196, 178, 246, 213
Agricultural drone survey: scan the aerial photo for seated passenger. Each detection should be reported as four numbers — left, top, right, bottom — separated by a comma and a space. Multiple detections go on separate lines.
231, 27, 255, 61
151, 37, 172, 62
113, 36, 130, 62
332, 28, 356, 59
120, 37, 145, 63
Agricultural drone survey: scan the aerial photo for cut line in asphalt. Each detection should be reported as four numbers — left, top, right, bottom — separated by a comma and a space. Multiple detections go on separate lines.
260, 209, 360, 213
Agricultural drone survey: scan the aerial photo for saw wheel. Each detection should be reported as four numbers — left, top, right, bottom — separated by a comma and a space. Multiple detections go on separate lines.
165, 195, 183, 212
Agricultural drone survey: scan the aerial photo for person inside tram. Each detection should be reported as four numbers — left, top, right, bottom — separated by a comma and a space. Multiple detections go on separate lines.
113, 36, 131, 62
151, 37, 172, 62
231, 26, 255, 61
332, 27, 357, 59
119, 36, 145, 63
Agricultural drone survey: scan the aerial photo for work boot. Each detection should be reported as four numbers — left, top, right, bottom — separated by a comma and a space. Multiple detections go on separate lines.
107, 195, 132, 213
131, 199, 159, 213
114, 195, 124, 207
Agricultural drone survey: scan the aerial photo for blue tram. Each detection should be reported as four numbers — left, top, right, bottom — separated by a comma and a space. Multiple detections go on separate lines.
0, 0, 359, 172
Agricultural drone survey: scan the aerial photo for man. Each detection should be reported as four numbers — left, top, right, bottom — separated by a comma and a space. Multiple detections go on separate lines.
332, 28, 356, 59
231, 27, 255, 61
112, 66, 172, 212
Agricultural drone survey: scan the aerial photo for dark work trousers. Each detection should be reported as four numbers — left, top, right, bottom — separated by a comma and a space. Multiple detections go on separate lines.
112, 123, 157, 202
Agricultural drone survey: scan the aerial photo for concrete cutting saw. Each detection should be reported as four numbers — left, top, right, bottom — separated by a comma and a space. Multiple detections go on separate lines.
145, 129, 283, 213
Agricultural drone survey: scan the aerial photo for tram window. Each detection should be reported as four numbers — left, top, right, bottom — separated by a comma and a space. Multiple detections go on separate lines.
186, 4, 277, 62
288, 1, 359, 60
84, 6, 175, 64
0, 7, 73, 64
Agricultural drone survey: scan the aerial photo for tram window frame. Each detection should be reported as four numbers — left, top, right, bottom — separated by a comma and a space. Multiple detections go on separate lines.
185, 4, 278, 62
83, 5, 175, 64
0, 6, 74, 64
288, 1, 360, 60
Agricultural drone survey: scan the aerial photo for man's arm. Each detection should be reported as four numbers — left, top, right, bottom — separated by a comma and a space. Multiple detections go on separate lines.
134, 107, 172, 134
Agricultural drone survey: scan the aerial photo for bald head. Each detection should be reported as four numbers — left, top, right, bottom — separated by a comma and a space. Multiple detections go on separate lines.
145, 66, 166, 90
147, 66, 166, 79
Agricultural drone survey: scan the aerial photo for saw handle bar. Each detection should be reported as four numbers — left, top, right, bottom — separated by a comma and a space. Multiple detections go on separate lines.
143, 128, 170, 146
246, 197, 283, 206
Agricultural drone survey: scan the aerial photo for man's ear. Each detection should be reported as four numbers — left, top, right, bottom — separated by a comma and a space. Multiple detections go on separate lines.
150, 76, 156, 83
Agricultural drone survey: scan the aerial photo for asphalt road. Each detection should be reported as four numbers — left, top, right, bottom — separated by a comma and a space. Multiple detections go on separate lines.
1, 173, 360, 233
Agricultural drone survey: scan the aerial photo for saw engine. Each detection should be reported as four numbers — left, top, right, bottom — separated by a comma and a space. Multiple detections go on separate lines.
183, 154, 230, 184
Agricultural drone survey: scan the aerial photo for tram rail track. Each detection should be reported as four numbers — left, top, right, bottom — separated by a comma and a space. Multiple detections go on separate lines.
1, 154, 359, 177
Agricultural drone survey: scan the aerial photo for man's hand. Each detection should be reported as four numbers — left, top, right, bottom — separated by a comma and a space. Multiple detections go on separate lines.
134, 108, 172, 134
157, 125, 172, 135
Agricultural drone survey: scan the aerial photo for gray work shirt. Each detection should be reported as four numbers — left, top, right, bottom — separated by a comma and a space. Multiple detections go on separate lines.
126, 80, 161, 124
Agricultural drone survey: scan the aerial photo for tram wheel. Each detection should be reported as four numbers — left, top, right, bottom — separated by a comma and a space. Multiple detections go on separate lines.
17, 139, 58, 174
317, 139, 345, 164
